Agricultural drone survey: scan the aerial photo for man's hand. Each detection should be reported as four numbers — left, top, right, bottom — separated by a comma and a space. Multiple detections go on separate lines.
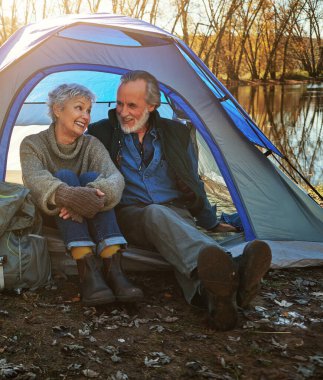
209, 223, 238, 233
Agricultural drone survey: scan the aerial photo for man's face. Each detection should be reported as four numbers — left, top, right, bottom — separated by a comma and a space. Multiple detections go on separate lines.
116, 79, 155, 134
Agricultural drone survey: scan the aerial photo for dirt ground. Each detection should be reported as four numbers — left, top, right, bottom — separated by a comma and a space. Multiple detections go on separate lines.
1, 266, 323, 380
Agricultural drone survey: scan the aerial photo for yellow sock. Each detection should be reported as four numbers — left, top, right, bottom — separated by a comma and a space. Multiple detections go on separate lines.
71, 246, 92, 260
100, 244, 121, 258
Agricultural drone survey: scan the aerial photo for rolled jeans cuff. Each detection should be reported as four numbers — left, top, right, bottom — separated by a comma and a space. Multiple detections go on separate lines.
96, 236, 127, 255
67, 240, 96, 251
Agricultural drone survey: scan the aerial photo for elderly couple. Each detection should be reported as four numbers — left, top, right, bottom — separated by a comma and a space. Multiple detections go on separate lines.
20, 70, 271, 331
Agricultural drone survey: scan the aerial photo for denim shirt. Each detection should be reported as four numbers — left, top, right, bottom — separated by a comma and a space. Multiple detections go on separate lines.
119, 127, 218, 230
119, 128, 182, 205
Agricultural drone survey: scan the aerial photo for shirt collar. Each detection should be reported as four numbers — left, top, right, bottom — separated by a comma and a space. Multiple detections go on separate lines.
129, 125, 157, 141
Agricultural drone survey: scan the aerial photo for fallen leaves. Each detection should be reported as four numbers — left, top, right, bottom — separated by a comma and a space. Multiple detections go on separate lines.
144, 352, 171, 367
274, 299, 294, 307
1, 268, 323, 379
0, 359, 39, 379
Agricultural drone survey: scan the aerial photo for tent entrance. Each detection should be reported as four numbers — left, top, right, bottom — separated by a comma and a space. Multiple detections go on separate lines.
5, 68, 248, 234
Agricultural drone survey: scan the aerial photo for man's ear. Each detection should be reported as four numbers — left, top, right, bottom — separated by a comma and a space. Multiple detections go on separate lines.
147, 104, 156, 113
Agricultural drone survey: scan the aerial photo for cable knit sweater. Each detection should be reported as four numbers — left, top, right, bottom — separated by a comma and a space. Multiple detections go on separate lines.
20, 124, 125, 215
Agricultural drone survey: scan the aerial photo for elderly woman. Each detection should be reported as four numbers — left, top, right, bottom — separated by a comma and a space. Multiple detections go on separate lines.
20, 83, 143, 306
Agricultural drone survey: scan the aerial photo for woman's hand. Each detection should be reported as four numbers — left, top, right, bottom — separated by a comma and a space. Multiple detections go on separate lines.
95, 189, 105, 197
59, 207, 83, 223
59, 207, 70, 219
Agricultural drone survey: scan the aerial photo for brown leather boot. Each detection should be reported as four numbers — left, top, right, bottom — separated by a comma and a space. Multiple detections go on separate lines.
103, 252, 144, 302
76, 254, 115, 306
197, 246, 239, 331
234, 240, 272, 308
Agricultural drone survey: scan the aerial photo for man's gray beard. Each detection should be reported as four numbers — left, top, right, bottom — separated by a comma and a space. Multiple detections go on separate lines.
118, 108, 150, 134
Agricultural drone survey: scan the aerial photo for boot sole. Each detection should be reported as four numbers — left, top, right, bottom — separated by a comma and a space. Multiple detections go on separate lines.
82, 292, 116, 306
198, 247, 238, 331
82, 298, 115, 306
237, 240, 272, 308
115, 294, 144, 303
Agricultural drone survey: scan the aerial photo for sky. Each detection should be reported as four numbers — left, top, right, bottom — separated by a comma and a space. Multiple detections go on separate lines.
0, 0, 204, 34
1, 0, 113, 20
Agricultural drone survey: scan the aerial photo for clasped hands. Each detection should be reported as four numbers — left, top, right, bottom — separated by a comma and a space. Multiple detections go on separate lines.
55, 184, 105, 223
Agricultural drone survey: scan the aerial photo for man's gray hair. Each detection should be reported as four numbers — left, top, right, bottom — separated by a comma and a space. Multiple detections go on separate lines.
47, 83, 96, 122
120, 70, 161, 108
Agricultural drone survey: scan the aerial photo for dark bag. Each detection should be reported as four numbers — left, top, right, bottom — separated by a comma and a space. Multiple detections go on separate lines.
0, 181, 51, 291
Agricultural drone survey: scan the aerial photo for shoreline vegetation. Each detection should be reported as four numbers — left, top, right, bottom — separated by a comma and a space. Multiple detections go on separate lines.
224, 77, 323, 87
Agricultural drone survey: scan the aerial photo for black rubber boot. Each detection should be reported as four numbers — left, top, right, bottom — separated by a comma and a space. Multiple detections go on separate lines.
103, 252, 144, 302
76, 254, 115, 306
197, 246, 239, 331
234, 240, 272, 308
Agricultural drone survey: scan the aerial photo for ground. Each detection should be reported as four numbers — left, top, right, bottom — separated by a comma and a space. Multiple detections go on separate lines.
1, 266, 323, 380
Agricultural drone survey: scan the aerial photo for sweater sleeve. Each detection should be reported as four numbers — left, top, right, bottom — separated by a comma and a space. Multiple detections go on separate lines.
83, 136, 125, 210
20, 135, 63, 215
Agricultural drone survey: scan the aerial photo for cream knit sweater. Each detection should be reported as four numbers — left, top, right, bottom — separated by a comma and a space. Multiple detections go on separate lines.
20, 124, 125, 215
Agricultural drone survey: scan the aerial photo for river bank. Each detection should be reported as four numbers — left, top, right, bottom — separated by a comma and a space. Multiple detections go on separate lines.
224, 77, 323, 87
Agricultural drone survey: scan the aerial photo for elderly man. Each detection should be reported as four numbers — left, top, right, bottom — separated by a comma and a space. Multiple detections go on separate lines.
88, 70, 271, 330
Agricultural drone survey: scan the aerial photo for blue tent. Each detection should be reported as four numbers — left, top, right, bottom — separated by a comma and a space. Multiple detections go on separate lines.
0, 13, 322, 268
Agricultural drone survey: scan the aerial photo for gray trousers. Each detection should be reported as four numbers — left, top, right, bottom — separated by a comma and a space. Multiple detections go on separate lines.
116, 204, 226, 304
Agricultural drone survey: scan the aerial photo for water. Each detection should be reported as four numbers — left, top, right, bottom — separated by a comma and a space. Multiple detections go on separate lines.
229, 83, 323, 186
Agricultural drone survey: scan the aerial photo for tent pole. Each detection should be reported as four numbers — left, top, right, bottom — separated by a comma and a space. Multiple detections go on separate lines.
282, 156, 323, 201
246, 123, 322, 202
269, 153, 322, 202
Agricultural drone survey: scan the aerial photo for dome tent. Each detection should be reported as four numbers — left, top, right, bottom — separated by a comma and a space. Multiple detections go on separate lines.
0, 13, 322, 269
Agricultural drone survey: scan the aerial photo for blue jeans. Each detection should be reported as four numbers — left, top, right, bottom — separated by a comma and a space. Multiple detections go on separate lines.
54, 169, 126, 254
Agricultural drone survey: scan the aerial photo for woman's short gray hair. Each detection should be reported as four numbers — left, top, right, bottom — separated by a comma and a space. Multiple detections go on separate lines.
47, 83, 96, 122
120, 70, 161, 108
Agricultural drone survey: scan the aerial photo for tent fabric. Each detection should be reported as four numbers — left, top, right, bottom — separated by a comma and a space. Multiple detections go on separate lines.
0, 13, 322, 268
0, 13, 173, 71
176, 42, 281, 156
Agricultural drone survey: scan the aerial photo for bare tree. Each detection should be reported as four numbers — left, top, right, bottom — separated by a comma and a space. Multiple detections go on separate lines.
280, 2, 305, 80
87, 0, 102, 13
169, 0, 191, 45
0, 0, 10, 44
191, 0, 241, 77
244, 17, 263, 79
291, 0, 322, 77
262, 0, 304, 80
150, 0, 160, 24
112, 0, 126, 14
111, 0, 151, 18
0, 0, 37, 46
59, 0, 84, 14
234, 0, 265, 79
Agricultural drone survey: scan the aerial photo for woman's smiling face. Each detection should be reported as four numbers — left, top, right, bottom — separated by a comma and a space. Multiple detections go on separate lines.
54, 96, 92, 143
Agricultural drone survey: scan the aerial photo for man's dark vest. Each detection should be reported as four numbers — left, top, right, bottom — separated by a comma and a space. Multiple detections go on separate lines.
88, 109, 205, 216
